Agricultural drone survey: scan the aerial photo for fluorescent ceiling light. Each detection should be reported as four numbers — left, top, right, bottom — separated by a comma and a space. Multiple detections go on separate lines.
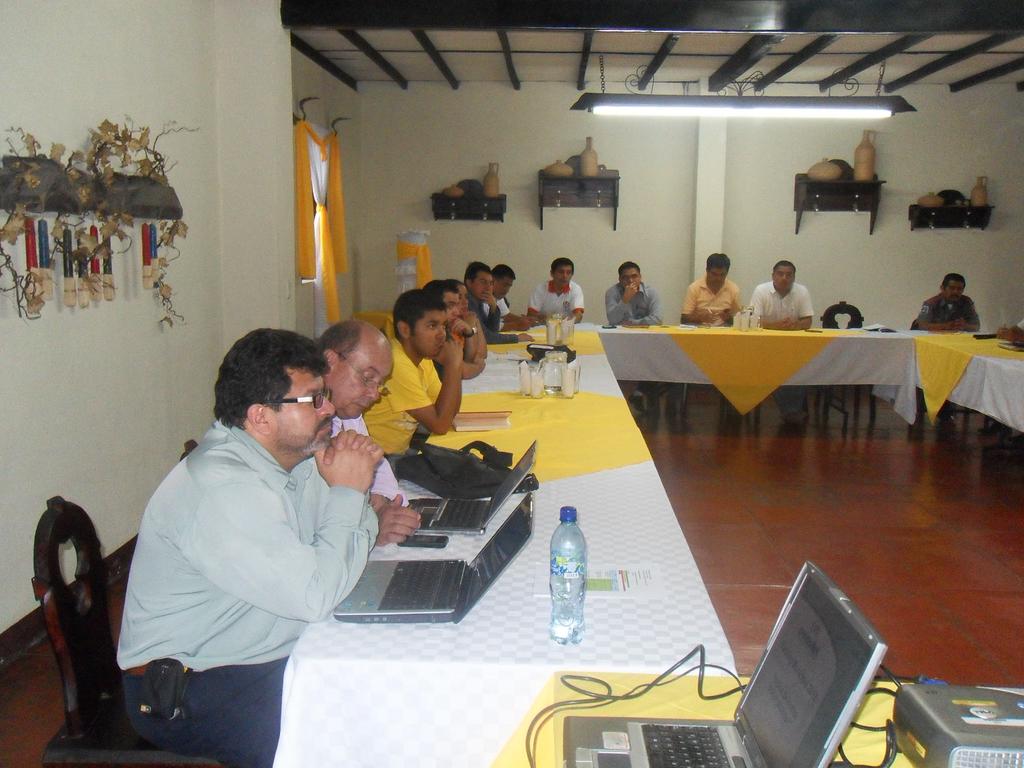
571, 93, 916, 119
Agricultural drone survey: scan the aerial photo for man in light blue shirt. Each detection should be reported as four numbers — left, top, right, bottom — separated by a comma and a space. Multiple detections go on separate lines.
605, 261, 663, 326
118, 328, 382, 768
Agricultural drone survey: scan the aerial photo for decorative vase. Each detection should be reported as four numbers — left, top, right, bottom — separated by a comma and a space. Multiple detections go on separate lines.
580, 137, 598, 177
483, 163, 500, 198
442, 184, 465, 198
853, 129, 876, 181
970, 176, 988, 207
807, 158, 842, 181
917, 192, 944, 208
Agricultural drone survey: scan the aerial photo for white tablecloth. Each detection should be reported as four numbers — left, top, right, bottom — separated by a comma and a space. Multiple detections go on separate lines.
273, 343, 733, 768
947, 353, 1024, 432
599, 328, 920, 423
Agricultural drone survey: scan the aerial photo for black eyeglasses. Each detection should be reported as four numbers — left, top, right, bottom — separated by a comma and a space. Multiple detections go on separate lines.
265, 387, 332, 409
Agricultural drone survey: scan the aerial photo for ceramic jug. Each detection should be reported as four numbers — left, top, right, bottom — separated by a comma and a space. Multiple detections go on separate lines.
853, 130, 876, 181
483, 163, 500, 197
580, 137, 598, 177
970, 176, 988, 207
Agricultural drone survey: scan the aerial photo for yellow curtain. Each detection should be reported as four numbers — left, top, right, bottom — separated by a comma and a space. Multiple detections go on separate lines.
293, 124, 315, 280
325, 132, 348, 275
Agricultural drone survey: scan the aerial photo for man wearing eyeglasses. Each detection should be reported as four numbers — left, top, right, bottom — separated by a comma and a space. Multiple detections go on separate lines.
118, 328, 382, 768
320, 320, 422, 545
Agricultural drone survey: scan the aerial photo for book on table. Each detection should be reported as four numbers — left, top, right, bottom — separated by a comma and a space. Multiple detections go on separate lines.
453, 411, 512, 431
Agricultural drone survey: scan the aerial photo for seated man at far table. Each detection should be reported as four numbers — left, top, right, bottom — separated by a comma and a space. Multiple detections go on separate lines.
320, 319, 421, 545
117, 328, 382, 768
997, 315, 1024, 342
492, 263, 535, 331
464, 261, 533, 344
681, 252, 742, 326
912, 272, 981, 332
364, 289, 463, 454
605, 260, 663, 326
750, 260, 814, 422
527, 257, 585, 323
423, 278, 487, 379
750, 260, 813, 331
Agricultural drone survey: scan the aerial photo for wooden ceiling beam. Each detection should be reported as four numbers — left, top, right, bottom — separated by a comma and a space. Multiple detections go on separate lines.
949, 55, 1024, 91
290, 33, 358, 91
884, 34, 1019, 91
637, 34, 679, 90
708, 34, 784, 92
412, 30, 460, 89
497, 31, 522, 90
817, 34, 929, 92
577, 31, 594, 91
754, 34, 836, 91
281, 1, 1024, 35
338, 29, 409, 89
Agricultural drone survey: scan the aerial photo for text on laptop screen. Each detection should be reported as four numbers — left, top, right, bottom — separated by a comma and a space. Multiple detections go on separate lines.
737, 570, 878, 766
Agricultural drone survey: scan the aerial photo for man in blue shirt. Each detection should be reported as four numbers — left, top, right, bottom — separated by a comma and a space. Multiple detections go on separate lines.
605, 261, 663, 326
464, 261, 533, 343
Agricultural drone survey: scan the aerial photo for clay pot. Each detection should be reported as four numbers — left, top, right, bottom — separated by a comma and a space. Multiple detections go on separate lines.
917, 193, 944, 208
543, 160, 573, 177
442, 184, 464, 198
807, 158, 842, 181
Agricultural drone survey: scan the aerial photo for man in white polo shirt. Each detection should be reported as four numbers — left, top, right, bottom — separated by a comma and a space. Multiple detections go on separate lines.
527, 257, 585, 323
750, 260, 814, 422
750, 260, 813, 330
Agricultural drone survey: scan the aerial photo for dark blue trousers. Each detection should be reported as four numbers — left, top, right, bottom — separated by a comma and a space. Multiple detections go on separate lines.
123, 657, 288, 768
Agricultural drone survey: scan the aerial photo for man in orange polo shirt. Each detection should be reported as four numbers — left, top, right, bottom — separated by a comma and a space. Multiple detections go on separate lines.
681, 253, 742, 326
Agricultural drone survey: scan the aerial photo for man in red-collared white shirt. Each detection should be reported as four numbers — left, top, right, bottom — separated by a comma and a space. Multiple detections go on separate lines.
526, 257, 585, 323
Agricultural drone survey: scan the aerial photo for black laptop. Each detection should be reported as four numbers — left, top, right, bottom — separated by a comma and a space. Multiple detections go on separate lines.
410, 441, 537, 534
564, 561, 887, 768
333, 493, 534, 624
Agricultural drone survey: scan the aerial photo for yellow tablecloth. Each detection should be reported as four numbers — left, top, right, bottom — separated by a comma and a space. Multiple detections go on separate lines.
914, 334, 1024, 423
669, 329, 843, 414
493, 672, 906, 768
429, 391, 650, 482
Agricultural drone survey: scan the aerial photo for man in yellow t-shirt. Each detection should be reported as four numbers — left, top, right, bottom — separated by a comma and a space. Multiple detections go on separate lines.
364, 289, 464, 454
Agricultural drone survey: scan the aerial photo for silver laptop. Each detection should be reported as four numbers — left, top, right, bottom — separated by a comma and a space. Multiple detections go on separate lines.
334, 493, 533, 624
410, 441, 537, 534
564, 562, 887, 768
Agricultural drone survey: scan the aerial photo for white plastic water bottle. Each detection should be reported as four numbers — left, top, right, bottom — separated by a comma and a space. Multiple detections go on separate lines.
549, 505, 587, 644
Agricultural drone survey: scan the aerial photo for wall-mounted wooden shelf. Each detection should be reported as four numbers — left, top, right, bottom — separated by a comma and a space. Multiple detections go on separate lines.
537, 171, 620, 230
793, 174, 885, 235
430, 194, 506, 222
908, 205, 993, 230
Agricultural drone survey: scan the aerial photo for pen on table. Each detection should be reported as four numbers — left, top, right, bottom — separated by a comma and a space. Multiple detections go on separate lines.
805, 328, 823, 333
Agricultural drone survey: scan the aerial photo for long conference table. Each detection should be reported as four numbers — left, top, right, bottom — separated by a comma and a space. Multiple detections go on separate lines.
273, 325, 1022, 768
598, 325, 1024, 431
273, 334, 734, 768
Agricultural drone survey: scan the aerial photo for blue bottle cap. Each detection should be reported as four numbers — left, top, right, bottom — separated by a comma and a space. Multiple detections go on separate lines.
559, 506, 577, 523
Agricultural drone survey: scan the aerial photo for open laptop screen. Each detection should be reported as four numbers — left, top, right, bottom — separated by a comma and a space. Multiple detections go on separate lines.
736, 563, 886, 768
456, 495, 534, 620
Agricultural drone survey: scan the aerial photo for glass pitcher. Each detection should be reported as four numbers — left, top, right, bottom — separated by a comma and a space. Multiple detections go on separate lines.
541, 351, 567, 394
545, 313, 564, 345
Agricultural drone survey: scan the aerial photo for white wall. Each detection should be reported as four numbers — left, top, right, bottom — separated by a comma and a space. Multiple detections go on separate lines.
354, 82, 699, 322
0, 0, 294, 634
347, 81, 1023, 330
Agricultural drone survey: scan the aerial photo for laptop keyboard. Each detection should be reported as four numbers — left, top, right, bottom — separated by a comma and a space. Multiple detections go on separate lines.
641, 724, 732, 768
379, 560, 462, 610
436, 498, 487, 528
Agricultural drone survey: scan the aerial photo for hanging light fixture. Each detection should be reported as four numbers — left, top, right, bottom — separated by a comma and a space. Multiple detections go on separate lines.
571, 93, 915, 119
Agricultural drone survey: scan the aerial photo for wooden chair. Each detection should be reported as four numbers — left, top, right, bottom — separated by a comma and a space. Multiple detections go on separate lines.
818, 300, 875, 431
32, 495, 219, 766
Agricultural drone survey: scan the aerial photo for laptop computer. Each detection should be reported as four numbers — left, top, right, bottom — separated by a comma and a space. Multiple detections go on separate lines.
410, 441, 537, 534
564, 561, 887, 768
333, 493, 534, 624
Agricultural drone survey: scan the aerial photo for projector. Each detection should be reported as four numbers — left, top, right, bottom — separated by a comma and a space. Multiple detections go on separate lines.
894, 684, 1024, 768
